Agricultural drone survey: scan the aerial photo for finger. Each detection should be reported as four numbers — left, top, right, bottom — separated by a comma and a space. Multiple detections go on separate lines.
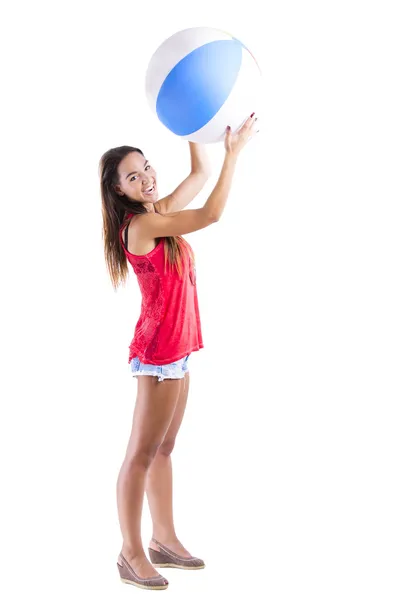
240, 113, 257, 132
249, 118, 259, 133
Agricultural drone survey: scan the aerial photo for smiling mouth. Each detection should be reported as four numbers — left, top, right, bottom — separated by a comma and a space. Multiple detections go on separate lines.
143, 184, 156, 196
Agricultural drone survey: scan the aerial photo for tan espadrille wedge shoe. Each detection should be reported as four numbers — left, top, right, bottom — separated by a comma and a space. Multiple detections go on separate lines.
117, 553, 169, 590
148, 538, 205, 570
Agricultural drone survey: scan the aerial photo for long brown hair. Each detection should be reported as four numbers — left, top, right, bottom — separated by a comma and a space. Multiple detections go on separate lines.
99, 145, 192, 290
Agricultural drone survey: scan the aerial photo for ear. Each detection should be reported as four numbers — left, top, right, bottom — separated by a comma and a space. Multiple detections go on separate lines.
115, 185, 124, 196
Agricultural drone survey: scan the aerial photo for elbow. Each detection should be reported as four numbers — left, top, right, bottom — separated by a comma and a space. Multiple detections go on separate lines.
192, 167, 212, 182
203, 167, 212, 180
208, 213, 220, 224
201, 207, 220, 224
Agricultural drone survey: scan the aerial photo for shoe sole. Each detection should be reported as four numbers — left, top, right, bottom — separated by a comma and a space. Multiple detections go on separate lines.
120, 577, 168, 590
151, 563, 205, 570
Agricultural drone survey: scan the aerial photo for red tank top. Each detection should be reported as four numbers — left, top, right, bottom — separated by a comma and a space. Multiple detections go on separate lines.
119, 213, 204, 365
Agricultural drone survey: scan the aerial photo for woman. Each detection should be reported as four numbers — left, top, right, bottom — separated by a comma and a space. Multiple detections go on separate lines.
99, 113, 257, 591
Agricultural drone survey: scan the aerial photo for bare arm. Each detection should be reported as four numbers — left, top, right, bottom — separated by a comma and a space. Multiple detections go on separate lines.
155, 143, 211, 214
138, 114, 257, 239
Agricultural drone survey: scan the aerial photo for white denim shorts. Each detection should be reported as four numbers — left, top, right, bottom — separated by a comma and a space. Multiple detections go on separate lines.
130, 355, 190, 382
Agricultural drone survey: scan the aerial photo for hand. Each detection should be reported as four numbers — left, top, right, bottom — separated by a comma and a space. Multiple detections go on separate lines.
224, 113, 258, 156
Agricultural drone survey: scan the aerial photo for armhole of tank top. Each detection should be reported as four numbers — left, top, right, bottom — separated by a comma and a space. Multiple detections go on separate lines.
123, 214, 135, 250
124, 223, 129, 249
122, 214, 162, 256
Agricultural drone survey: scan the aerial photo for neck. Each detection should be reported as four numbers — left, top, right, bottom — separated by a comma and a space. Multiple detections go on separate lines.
144, 202, 156, 213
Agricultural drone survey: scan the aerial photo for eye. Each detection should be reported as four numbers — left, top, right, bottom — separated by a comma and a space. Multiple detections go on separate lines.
145, 164, 151, 171
130, 175, 138, 182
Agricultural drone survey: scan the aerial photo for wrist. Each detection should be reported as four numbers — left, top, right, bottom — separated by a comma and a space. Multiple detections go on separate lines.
189, 142, 209, 172
224, 150, 239, 165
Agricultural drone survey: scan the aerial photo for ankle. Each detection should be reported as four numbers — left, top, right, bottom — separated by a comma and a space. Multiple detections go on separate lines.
151, 532, 178, 545
121, 543, 146, 561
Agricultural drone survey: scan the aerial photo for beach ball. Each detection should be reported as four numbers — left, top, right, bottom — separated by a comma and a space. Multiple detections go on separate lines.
145, 27, 261, 144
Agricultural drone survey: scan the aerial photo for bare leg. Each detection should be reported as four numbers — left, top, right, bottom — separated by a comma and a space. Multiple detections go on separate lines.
146, 372, 193, 557
116, 376, 181, 578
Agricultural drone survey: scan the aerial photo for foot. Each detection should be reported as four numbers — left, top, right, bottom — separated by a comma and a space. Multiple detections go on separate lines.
120, 547, 167, 580
149, 536, 192, 558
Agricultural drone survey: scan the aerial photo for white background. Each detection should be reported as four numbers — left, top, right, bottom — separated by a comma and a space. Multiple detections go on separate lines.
1, 1, 399, 598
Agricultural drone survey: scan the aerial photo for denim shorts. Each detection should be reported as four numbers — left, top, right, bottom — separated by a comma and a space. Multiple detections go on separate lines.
130, 355, 190, 382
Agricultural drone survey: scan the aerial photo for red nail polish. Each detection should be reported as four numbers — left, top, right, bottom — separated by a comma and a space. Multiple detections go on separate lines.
250, 112, 255, 118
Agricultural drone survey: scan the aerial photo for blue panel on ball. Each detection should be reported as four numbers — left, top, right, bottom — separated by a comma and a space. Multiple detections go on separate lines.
156, 40, 242, 136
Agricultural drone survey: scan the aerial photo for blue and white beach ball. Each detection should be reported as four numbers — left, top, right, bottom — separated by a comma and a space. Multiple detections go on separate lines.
145, 27, 261, 144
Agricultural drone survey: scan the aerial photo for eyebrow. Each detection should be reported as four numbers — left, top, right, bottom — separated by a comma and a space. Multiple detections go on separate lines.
125, 160, 148, 179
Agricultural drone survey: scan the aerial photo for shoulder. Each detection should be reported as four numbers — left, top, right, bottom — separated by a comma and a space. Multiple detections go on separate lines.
131, 210, 166, 232
122, 212, 164, 256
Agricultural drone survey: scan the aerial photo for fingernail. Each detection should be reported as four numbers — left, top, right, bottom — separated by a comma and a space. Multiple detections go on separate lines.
250, 112, 255, 118
226, 125, 231, 131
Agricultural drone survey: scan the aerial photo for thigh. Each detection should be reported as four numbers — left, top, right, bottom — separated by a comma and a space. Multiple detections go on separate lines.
163, 372, 190, 444
125, 377, 182, 458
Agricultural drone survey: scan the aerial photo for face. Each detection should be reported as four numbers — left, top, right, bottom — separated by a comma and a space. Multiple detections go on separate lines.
116, 151, 158, 204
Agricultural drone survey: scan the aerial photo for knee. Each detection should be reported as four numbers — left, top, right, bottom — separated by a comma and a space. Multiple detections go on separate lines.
125, 442, 161, 471
158, 438, 176, 457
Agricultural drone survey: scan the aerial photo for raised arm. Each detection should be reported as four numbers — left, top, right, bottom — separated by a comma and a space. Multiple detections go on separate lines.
155, 143, 211, 214
137, 114, 257, 239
